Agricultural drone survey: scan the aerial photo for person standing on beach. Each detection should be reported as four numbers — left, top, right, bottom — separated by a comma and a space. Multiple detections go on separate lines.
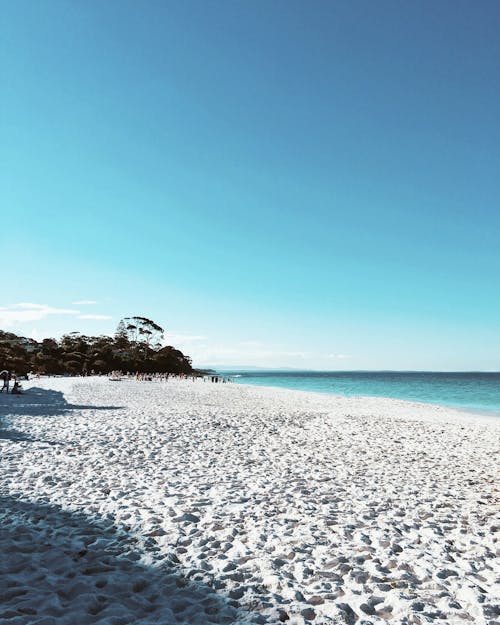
11, 379, 22, 395
0, 370, 10, 393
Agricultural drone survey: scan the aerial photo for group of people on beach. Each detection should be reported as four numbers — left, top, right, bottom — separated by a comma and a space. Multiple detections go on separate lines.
0, 370, 23, 394
0, 369, 230, 391
109, 371, 198, 382
107, 371, 230, 384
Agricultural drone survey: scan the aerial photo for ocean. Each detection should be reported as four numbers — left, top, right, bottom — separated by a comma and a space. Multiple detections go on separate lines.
227, 371, 500, 417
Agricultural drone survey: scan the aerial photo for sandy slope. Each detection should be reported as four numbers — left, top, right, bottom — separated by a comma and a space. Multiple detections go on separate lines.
1, 377, 498, 625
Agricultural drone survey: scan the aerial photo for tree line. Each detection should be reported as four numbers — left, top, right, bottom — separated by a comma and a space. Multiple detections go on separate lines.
0, 316, 193, 376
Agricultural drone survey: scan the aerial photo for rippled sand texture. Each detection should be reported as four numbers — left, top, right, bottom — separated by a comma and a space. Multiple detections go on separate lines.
1, 377, 498, 624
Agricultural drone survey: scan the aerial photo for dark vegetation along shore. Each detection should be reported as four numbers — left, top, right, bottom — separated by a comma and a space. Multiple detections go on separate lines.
0, 316, 193, 376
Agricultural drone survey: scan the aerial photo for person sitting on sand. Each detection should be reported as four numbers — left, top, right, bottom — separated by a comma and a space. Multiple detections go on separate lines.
11, 380, 22, 395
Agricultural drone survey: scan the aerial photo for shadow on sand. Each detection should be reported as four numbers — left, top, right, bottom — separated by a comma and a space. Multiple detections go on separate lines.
0, 427, 34, 443
0, 495, 266, 624
0, 386, 123, 419
0, 386, 124, 446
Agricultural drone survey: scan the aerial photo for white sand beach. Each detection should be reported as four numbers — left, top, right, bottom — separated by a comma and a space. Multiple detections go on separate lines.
1, 376, 498, 625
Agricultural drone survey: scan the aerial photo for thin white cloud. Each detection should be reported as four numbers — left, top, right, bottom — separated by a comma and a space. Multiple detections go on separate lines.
167, 332, 208, 344
72, 300, 98, 305
0, 303, 79, 327
77, 314, 112, 320
16, 302, 76, 311
326, 353, 351, 359
188, 342, 311, 367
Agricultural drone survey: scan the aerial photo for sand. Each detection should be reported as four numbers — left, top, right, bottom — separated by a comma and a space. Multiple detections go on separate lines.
1, 376, 498, 625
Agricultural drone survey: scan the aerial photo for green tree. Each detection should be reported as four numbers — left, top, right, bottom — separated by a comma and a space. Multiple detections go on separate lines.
1, 315, 192, 377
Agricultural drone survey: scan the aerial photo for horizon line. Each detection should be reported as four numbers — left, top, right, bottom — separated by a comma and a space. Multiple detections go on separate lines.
201, 367, 500, 374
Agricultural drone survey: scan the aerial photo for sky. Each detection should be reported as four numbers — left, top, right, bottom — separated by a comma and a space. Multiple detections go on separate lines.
1, 0, 499, 370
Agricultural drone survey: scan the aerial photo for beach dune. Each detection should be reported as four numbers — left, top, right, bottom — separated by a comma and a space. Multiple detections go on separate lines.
1, 377, 498, 624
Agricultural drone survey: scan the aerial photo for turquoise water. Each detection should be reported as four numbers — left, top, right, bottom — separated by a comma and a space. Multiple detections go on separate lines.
228, 371, 500, 417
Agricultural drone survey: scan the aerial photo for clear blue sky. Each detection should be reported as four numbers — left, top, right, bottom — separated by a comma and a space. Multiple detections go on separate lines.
1, 1, 499, 370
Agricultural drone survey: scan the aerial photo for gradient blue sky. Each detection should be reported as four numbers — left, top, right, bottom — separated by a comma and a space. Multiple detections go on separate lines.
1, 1, 499, 370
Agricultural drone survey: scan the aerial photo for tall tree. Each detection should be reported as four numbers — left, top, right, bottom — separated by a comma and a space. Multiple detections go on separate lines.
114, 320, 130, 349
123, 317, 165, 351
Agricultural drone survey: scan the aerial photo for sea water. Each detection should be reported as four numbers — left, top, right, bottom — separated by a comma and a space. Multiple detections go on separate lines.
228, 371, 500, 417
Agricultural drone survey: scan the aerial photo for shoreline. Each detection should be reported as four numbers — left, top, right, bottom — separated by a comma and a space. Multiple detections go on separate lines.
1, 376, 498, 624
230, 378, 500, 425
230, 377, 500, 422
